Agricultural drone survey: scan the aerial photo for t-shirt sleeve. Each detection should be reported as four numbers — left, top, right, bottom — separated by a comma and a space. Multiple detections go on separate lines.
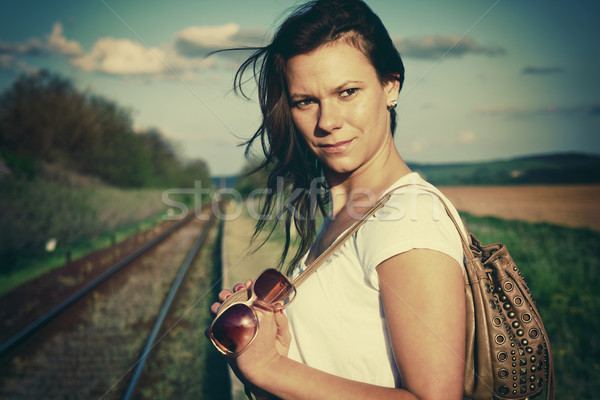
355, 188, 465, 289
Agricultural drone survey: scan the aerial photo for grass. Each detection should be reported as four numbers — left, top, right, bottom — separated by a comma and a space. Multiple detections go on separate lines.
462, 213, 600, 400
0, 176, 199, 295
219, 201, 306, 400
3, 189, 594, 398
222, 200, 305, 287
223, 205, 599, 399
0, 211, 167, 295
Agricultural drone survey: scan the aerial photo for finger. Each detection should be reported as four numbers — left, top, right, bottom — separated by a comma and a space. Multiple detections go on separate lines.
218, 289, 232, 302
245, 279, 253, 290
275, 308, 292, 348
275, 308, 289, 333
233, 283, 245, 292
210, 302, 221, 316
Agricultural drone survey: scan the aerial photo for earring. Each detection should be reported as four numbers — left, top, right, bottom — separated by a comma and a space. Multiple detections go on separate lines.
388, 99, 398, 109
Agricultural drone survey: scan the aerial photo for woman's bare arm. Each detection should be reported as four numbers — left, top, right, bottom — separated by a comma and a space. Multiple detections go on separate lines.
377, 248, 466, 400
232, 248, 465, 400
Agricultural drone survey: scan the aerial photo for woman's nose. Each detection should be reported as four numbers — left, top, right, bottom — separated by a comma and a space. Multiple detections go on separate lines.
317, 102, 343, 133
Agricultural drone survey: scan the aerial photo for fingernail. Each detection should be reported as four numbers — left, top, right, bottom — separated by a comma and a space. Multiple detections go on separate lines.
280, 309, 284, 314
225, 294, 231, 299
234, 284, 244, 291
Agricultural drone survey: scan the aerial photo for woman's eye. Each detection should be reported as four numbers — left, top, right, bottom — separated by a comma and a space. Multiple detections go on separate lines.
294, 99, 314, 108
340, 88, 359, 98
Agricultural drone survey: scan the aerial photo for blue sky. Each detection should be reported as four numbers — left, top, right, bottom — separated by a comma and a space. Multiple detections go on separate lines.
1, 0, 598, 176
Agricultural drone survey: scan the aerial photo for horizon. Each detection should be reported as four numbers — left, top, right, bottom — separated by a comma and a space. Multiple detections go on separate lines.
210, 150, 600, 178
1, 0, 599, 176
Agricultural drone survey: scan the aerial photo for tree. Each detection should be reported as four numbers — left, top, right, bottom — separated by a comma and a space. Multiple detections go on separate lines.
0, 69, 212, 188
235, 158, 269, 198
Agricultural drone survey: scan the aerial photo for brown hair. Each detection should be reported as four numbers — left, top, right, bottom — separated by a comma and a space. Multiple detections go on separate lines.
234, 0, 405, 272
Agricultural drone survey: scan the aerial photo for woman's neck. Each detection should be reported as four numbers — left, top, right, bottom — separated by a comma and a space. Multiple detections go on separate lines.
326, 142, 411, 217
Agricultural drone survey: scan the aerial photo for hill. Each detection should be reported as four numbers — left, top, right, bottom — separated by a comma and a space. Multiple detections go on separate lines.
213, 152, 600, 189
407, 152, 600, 186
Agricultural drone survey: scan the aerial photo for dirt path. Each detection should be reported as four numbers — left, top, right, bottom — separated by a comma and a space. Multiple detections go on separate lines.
438, 185, 600, 231
220, 202, 284, 400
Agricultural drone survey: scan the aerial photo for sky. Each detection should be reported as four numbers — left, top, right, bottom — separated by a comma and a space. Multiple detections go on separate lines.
0, 0, 598, 176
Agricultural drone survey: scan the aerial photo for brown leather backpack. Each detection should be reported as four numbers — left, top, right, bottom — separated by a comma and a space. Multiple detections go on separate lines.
294, 183, 555, 399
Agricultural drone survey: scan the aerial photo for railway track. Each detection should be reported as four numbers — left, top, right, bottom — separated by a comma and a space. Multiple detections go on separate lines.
0, 206, 223, 399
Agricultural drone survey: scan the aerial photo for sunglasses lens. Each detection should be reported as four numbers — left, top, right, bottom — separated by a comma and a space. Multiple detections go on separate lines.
211, 304, 257, 355
254, 269, 296, 305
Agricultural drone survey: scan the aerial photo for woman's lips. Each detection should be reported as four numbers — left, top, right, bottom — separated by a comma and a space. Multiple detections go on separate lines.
319, 139, 354, 154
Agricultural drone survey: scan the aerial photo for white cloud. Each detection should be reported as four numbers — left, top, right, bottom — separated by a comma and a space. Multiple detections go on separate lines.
0, 22, 82, 71
0, 38, 44, 56
174, 23, 268, 58
69, 24, 229, 78
47, 22, 83, 56
176, 23, 241, 51
0, 55, 14, 69
71, 37, 167, 74
0, 54, 37, 73
393, 34, 504, 60
459, 130, 476, 144
2, 22, 257, 79
0, 23, 82, 58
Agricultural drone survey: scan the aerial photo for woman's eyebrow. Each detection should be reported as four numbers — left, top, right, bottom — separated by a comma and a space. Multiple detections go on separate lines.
289, 92, 311, 101
290, 80, 364, 100
332, 80, 363, 92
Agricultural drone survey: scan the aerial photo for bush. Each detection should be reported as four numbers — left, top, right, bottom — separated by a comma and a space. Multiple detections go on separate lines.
0, 175, 167, 274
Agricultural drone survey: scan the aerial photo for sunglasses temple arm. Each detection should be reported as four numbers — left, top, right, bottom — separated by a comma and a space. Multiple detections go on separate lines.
253, 298, 280, 311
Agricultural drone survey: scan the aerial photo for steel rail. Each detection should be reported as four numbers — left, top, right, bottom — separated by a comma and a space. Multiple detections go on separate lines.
122, 212, 217, 400
0, 211, 197, 358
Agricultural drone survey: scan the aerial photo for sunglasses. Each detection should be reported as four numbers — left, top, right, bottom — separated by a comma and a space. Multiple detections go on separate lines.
209, 268, 297, 357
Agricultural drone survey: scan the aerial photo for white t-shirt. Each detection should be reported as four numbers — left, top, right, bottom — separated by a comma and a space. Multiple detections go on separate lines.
286, 172, 467, 387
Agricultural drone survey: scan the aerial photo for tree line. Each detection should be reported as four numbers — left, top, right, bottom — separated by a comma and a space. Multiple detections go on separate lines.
0, 69, 209, 188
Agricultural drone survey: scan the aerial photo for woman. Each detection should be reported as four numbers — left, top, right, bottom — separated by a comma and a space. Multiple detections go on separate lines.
210, 0, 467, 398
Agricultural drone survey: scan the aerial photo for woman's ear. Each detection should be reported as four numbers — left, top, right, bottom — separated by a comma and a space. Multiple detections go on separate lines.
383, 74, 401, 102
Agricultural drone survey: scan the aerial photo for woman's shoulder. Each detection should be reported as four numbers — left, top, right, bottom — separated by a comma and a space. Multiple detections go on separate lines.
372, 172, 447, 220
353, 172, 466, 279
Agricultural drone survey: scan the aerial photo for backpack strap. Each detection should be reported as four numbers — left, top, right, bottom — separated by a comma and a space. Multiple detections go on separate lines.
292, 182, 465, 285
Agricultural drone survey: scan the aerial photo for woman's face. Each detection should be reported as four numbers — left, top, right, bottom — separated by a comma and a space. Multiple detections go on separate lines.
285, 40, 399, 177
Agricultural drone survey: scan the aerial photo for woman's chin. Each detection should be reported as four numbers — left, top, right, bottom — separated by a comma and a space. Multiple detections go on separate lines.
323, 161, 358, 178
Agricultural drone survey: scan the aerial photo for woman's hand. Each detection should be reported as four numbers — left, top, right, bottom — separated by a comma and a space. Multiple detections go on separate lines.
208, 280, 292, 386
231, 299, 291, 385
209, 280, 252, 317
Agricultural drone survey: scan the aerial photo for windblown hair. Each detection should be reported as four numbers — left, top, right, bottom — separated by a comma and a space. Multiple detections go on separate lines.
234, 0, 405, 273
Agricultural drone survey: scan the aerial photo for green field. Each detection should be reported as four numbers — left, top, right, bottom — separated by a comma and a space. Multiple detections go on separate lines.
0, 177, 178, 294
220, 207, 599, 400
1, 190, 596, 398
462, 213, 599, 400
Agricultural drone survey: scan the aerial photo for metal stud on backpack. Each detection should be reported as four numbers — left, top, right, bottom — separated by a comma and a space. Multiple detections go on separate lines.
379, 184, 555, 400
288, 182, 555, 400
461, 233, 554, 400
405, 184, 556, 400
